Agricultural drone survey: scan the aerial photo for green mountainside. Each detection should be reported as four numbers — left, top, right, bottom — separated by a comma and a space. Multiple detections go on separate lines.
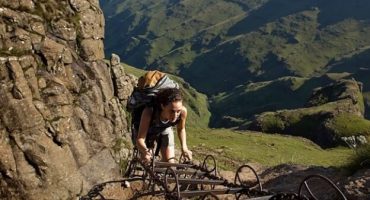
122, 63, 354, 169
249, 79, 370, 148
211, 71, 370, 127
101, 0, 370, 128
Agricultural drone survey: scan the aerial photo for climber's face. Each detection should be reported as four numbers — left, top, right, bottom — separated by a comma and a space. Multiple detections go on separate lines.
161, 100, 183, 123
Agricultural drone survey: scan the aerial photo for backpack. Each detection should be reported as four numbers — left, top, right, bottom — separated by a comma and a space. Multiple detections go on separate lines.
127, 70, 179, 145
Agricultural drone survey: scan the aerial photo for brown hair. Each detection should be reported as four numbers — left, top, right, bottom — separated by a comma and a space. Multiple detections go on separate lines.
156, 88, 182, 108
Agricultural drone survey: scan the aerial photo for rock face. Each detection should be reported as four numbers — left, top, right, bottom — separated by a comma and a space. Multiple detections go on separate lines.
0, 1, 134, 199
250, 79, 369, 148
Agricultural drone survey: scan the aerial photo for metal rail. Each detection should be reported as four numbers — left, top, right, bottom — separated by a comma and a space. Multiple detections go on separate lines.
154, 168, 206, 176
80, 148, 347, 200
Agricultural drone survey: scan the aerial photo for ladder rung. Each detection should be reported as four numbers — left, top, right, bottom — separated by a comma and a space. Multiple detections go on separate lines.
165, 178, 225, 185
179, 188, 244, 197
246, 196, 274, 200
154, 161, 194, 168
154, 168, 206, 176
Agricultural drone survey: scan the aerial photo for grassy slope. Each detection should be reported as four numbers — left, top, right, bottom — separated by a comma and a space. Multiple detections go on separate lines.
210, 74, 339, 127
102, 0, 370, 130
328, 114, 370, 138
186, 127, 353, 170
103, 0, 370, 94
182, 7, 370, 94
250, 78, 370, 145
123, 64, 354, 169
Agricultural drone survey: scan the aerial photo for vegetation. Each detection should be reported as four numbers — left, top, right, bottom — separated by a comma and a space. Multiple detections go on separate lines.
254, 102, 338, 134
250, 78, 370, 137
101, 0, 370, 128
210, 74, 347, 127
185, 127, 354, 170
102, 0, 370, 170
327, 114, 370, 138
346, 144, 370, 172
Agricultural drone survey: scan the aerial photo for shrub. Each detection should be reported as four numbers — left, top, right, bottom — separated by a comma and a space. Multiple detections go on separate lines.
346, 144, 370, 172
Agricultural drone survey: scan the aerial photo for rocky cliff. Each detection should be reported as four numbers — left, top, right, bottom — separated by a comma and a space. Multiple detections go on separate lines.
0, 1, 134, 199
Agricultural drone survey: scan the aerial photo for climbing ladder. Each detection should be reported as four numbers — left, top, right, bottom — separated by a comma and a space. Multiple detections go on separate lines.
80, 148, 347, 200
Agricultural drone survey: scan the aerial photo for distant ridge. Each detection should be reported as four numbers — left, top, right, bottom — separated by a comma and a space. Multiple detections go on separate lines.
101, 0, 370, 127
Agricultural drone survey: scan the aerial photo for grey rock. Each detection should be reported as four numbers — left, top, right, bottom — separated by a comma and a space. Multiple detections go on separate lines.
79, 84, 105, 116
3, 27, 32, 53
79, 39, 104, 61
0, 1, 134, 199
0, 60, 10, 82
69, 0, 91, 12
90, 61, 114, 101
79, 148, 121, 189
78, 6, 104, 39
19, 0, 35, 11
110, 54, 135, 103
0, 129, 16, 178
357, 135, 368, 145
6, 59, 33, 100
23, 67, 41, 100
0, 0, 34, 10
341, 135, 368, 148
30, 21, 45, 35
51, 19, 77, 41
11, 85, 24, 99
0, 1, 19, 9
40, 37, 73, 73
110, 53, 121, 66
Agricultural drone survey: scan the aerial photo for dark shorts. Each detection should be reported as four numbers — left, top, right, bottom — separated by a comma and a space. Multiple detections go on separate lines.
132, 126, 174, 149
